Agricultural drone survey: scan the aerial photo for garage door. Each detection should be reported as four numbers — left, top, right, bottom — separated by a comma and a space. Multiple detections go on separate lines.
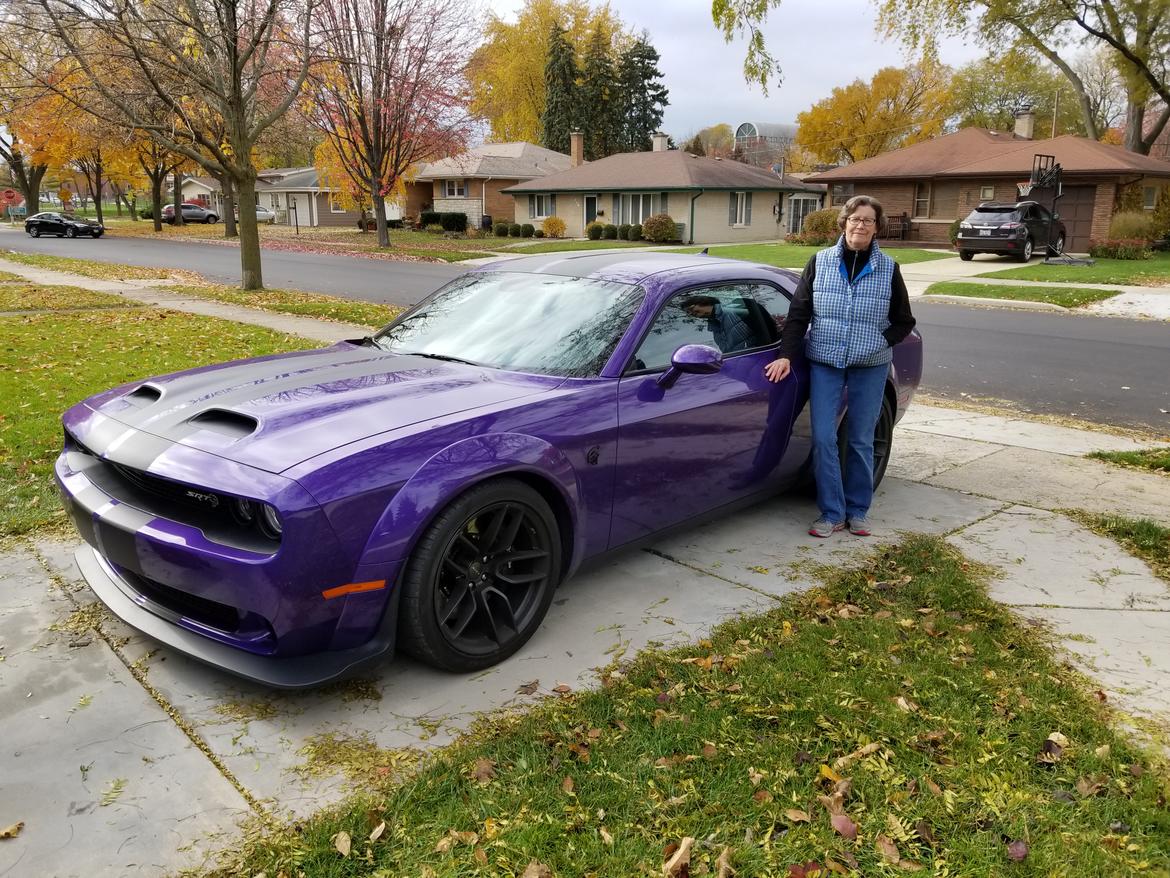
1055, 185, 1096, 252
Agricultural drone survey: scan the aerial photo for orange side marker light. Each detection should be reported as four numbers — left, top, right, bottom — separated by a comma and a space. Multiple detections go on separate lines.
322, 579, 387, 600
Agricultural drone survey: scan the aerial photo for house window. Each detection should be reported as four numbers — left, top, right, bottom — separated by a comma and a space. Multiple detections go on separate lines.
728, 191, 752, 226
330, 196, 346, 213
528, 194, 555, 219
271, 195, 280, 209
1144, 186, 1158, 210
830, 184, 853, 206
914, 182, 931, 218
611, 192, 668, 224
980, 185, 995, 201
443, 179, 466, 198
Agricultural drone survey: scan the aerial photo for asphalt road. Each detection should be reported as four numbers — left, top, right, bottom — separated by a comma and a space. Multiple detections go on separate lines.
3, 229, 1167, 433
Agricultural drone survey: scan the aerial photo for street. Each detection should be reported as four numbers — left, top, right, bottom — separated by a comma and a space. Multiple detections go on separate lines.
3, 229, 1168, 433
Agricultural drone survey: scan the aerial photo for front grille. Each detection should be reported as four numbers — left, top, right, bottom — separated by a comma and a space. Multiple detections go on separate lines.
120, 566, 241, 632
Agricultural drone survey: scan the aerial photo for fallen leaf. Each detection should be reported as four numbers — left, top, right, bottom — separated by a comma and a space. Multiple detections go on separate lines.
819, 764, 843, 783
915, 819, 936, 845
876, 834, 901, 864
897, 860, 926, 871
471, 757, 496, 783
893, 696, 919, 713
1129, 763, 1145, 777
924, 777, 943, 796
748, 768, 765, 786
100, 778, 126, 807
753, 789, 773, 803
0, 822, 23, 840
333, 830, 351, 857
516, 680, 539, 695
1094, 689, 1108, 702
824, 857, 850, 874
1076, 775, 1105, 797
1006, 840, 1029, 862
521, 863, 552, 878
600, 826, 614, 845
834, 741, 881, 770
787, 863, 824, 878
368, 821, 386, 842
434, 835, 455, 854
785, 808, 811, 824
562, 775, 575, 794
794, 750, 813, 766
474, 846, 488, 865
1048, 731, 1069, 747
663, 837, 695, 877
552, 683, 572, 695
702, 743, 718, 759
836, 603, 863, 619
817, 792, 844, 816
873, 610, 893, 619
1095, 744, 1111, 760
715, 846, 735, 877
831, 813, 858, 840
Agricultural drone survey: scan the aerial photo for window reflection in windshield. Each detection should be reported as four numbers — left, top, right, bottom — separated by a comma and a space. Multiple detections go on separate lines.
375, 272, 644, 377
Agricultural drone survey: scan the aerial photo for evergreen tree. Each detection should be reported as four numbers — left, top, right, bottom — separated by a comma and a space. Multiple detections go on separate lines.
539, 23, 578, 154
579, 23, 620, 160
616, 34, 669, 152
682, 134, 706, 155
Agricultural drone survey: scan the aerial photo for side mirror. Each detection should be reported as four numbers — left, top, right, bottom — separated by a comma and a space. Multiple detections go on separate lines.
657, 344, 723, 389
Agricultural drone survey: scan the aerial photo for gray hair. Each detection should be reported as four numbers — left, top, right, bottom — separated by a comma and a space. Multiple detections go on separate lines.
837, 195, 887, 235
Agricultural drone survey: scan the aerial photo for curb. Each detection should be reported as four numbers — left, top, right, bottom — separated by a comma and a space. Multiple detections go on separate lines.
922, 293, 1071, 313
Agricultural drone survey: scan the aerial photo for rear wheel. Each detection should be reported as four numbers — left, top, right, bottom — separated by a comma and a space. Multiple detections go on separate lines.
398, 478, 561, 672
1017, 237, 1033, 262
834, 392, 896, 490
65, 227, 77, 239
959, 250, 974, 261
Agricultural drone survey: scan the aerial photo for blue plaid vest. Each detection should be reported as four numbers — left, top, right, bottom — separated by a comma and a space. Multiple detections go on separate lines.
805, 238, 895, 368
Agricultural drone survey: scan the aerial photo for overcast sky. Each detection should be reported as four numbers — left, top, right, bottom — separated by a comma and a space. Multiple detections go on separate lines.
485, 0, 986, 138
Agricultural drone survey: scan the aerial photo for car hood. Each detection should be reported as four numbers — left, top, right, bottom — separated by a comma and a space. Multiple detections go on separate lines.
82, 342, 562, 473
65, 217, 102, 226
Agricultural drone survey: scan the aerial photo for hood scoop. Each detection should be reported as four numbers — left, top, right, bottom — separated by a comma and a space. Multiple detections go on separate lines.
123, 384, 163, 408
184, 408, 258, 440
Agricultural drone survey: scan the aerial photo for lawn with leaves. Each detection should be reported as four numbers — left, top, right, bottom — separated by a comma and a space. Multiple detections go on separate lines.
979, 252, 1170, 286
0, 250, 179, 281
1088, 447, 1170, 475
1067, 511, 1170, 586
924, 282, 1118, 309
678, 244, 954, 268
0, 269, 24, 281
167, 283, 403, 329
0, 297, 314, 536
206, 536, 1170, 878
0, 284, 136, 312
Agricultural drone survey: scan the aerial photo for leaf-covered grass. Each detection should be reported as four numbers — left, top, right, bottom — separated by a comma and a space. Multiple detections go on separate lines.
166, 283, 403, 329
0, 269, 25, 281
978, 252, 1170, 286
1067, 511, 1170, 586
205, 536, 1170, 877
0, 284, 138, 312
924, 281, 1118, 309
0, 250, 179, 281
1088, 447, 1170, 475
679, 243, 954, 268
0, 298, 314, 536
504, 239, 657, 254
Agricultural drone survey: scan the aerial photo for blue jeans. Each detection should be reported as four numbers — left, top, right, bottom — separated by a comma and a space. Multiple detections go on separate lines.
809, 361, 888, 524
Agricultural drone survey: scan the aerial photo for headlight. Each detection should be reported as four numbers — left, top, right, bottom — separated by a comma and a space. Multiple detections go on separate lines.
259, 504, 282, 539
959, 222, 972, 229
230, 497, 255, 525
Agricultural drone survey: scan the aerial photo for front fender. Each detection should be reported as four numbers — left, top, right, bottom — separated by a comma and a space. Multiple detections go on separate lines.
357, 433, 583, 570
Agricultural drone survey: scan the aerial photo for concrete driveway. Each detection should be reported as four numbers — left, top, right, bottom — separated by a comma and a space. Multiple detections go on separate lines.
3, 409, 1169, 877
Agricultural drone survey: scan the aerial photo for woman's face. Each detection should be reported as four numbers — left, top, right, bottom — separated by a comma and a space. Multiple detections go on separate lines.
843, 204, 878, 250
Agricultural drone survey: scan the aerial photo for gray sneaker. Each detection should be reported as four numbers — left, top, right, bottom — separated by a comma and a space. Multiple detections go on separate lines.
848, 516, 871, 536
809, 516, 845, 538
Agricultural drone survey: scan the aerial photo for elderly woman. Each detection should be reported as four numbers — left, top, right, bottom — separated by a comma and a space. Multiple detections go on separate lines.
764, 195, 916, 538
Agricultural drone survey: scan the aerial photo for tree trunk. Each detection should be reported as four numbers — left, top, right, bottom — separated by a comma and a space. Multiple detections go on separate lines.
236, 174, 263, 290
1124, 102, 1148, 154
113, 184, 124, 217
372, 187, 390, 247
91, 154, 105, 226
222, 175, 238, 238
8, 152, 46, 213
172, 172, 185, 226
150, 174, 164, 231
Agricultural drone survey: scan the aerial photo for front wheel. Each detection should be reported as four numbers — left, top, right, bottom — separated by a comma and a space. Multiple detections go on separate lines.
205, 215, 218, 224
65, 227, 77, 239
959, 250, 974, 261
1017, 237, 1033, 262
93, 231, 103, 238
398, 478, 561, 672
28, 227, 40, 238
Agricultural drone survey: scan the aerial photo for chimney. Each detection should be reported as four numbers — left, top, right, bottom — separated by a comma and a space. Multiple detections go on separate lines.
570, 131, 584, 168
651, 132, 669, 152
1014, 107, 1035, 140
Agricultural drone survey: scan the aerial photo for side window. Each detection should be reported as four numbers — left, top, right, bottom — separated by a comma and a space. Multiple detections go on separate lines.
630, 284, 779, 372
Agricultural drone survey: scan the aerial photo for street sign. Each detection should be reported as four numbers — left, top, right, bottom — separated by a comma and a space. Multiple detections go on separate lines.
0, 189, 18, 204
8, 206, 26, 216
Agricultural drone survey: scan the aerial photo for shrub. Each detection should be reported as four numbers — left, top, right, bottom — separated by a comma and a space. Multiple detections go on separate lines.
534, 229, 545, 238
801, 207, 840, 238
617, 223, 631, 240
1107, 211, 1156, 242
521, 223, 535, 237
641, 213, 678, 243
493, 222, 509, 237
1087, 238, 1154, 260
629, 223, 643, 241
542, 215, 566, 238
387, 219, 403, 229
139, 206, 154, 220
509, 223, 522, 237
603, 223, 618, 239
587, 222, 604, 240
419, 210, 441, 227
423, 223, 443, 233
440, 212, 468, 232
948, 218, 962, 245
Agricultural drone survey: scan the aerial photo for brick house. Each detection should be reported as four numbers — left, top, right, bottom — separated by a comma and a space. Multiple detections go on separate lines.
503, 132, 825, 243
807, 115, 1170, 252
412, 142, 571, 228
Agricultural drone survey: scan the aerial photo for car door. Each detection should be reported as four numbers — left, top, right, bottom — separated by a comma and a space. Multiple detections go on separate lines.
1030, 204, 1054, 250
43, 213, 64, 235
609, 282, 803, 547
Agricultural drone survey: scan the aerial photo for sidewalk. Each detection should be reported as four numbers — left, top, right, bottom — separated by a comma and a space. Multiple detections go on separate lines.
2, 263, 1169, 876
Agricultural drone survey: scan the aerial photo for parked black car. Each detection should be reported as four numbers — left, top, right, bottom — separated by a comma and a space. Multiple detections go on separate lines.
161, 202, 219, 224
956, 201, 1065, 262
25, 212, 105, 239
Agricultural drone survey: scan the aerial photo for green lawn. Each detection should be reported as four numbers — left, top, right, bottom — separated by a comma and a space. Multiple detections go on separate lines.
679, 243, 954, 268
924, 282, 1118, 309
1067, 510, 1170, 586
1, 250, 179, 281
0, 295, 313, 536
168, 283, 402, 329
0, 284, 141, 312
1088, 447, 1170, 475
978, 251, 1170, 285
204, 535, 1170, 878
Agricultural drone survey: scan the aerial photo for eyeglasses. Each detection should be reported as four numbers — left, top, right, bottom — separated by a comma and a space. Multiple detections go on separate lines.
846, 216, 877, 227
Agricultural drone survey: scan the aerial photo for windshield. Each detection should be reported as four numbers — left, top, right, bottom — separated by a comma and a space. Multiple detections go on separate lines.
968, 208, 1020, 224
373, 271, 644, 377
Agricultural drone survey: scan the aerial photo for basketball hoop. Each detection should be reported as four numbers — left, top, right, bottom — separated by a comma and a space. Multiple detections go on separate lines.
1017, 182, 1033, 197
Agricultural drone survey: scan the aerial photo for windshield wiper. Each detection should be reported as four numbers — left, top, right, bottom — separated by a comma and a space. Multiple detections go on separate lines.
397, 351, 482, 366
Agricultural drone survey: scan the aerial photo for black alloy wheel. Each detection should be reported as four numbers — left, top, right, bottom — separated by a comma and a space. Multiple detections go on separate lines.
29, 226, 40, 238
65, 227, 77, 238
399, 478, 561, 671
1018, 237, 1033, 262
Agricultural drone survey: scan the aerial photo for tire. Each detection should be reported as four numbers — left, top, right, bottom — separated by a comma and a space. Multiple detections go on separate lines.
205, 214, 218, 224
959, 250, 974, 261
65, 227, 77, 238
29, 227, 40, 238
1017, 237, 1033, 262
398, 478, 562, 672
93, 231, 103, 238
1048, 235, 1065, 257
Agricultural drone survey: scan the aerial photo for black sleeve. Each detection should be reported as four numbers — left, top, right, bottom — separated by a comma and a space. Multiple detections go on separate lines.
778, 255, 816, 359
882, 264, 916, 347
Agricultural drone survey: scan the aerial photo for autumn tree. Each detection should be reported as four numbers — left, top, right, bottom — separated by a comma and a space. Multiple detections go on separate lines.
0, 27, 52, 211
682, 134, 706, 155
12, 0, 318, 289
949, 50, 1083, 136
796, 62, 952, 164
540, 22, 579, 154
615, 33, 669, 153
697, 123, 734, 157
304, 0, 476, 247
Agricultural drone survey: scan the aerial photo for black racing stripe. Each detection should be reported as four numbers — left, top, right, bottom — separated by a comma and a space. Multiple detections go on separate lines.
62, 495, 97, 546
96, 521, 141, 573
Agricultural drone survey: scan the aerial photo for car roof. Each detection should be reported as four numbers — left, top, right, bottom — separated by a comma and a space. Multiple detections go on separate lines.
469, 251, 797, 287
974, 201, 1038, 210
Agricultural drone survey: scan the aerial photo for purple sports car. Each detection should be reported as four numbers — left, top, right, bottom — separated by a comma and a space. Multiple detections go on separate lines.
56, 252, 922, 687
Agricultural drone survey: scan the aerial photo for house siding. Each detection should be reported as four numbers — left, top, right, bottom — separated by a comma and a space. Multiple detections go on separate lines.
691, 190, 784, 243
